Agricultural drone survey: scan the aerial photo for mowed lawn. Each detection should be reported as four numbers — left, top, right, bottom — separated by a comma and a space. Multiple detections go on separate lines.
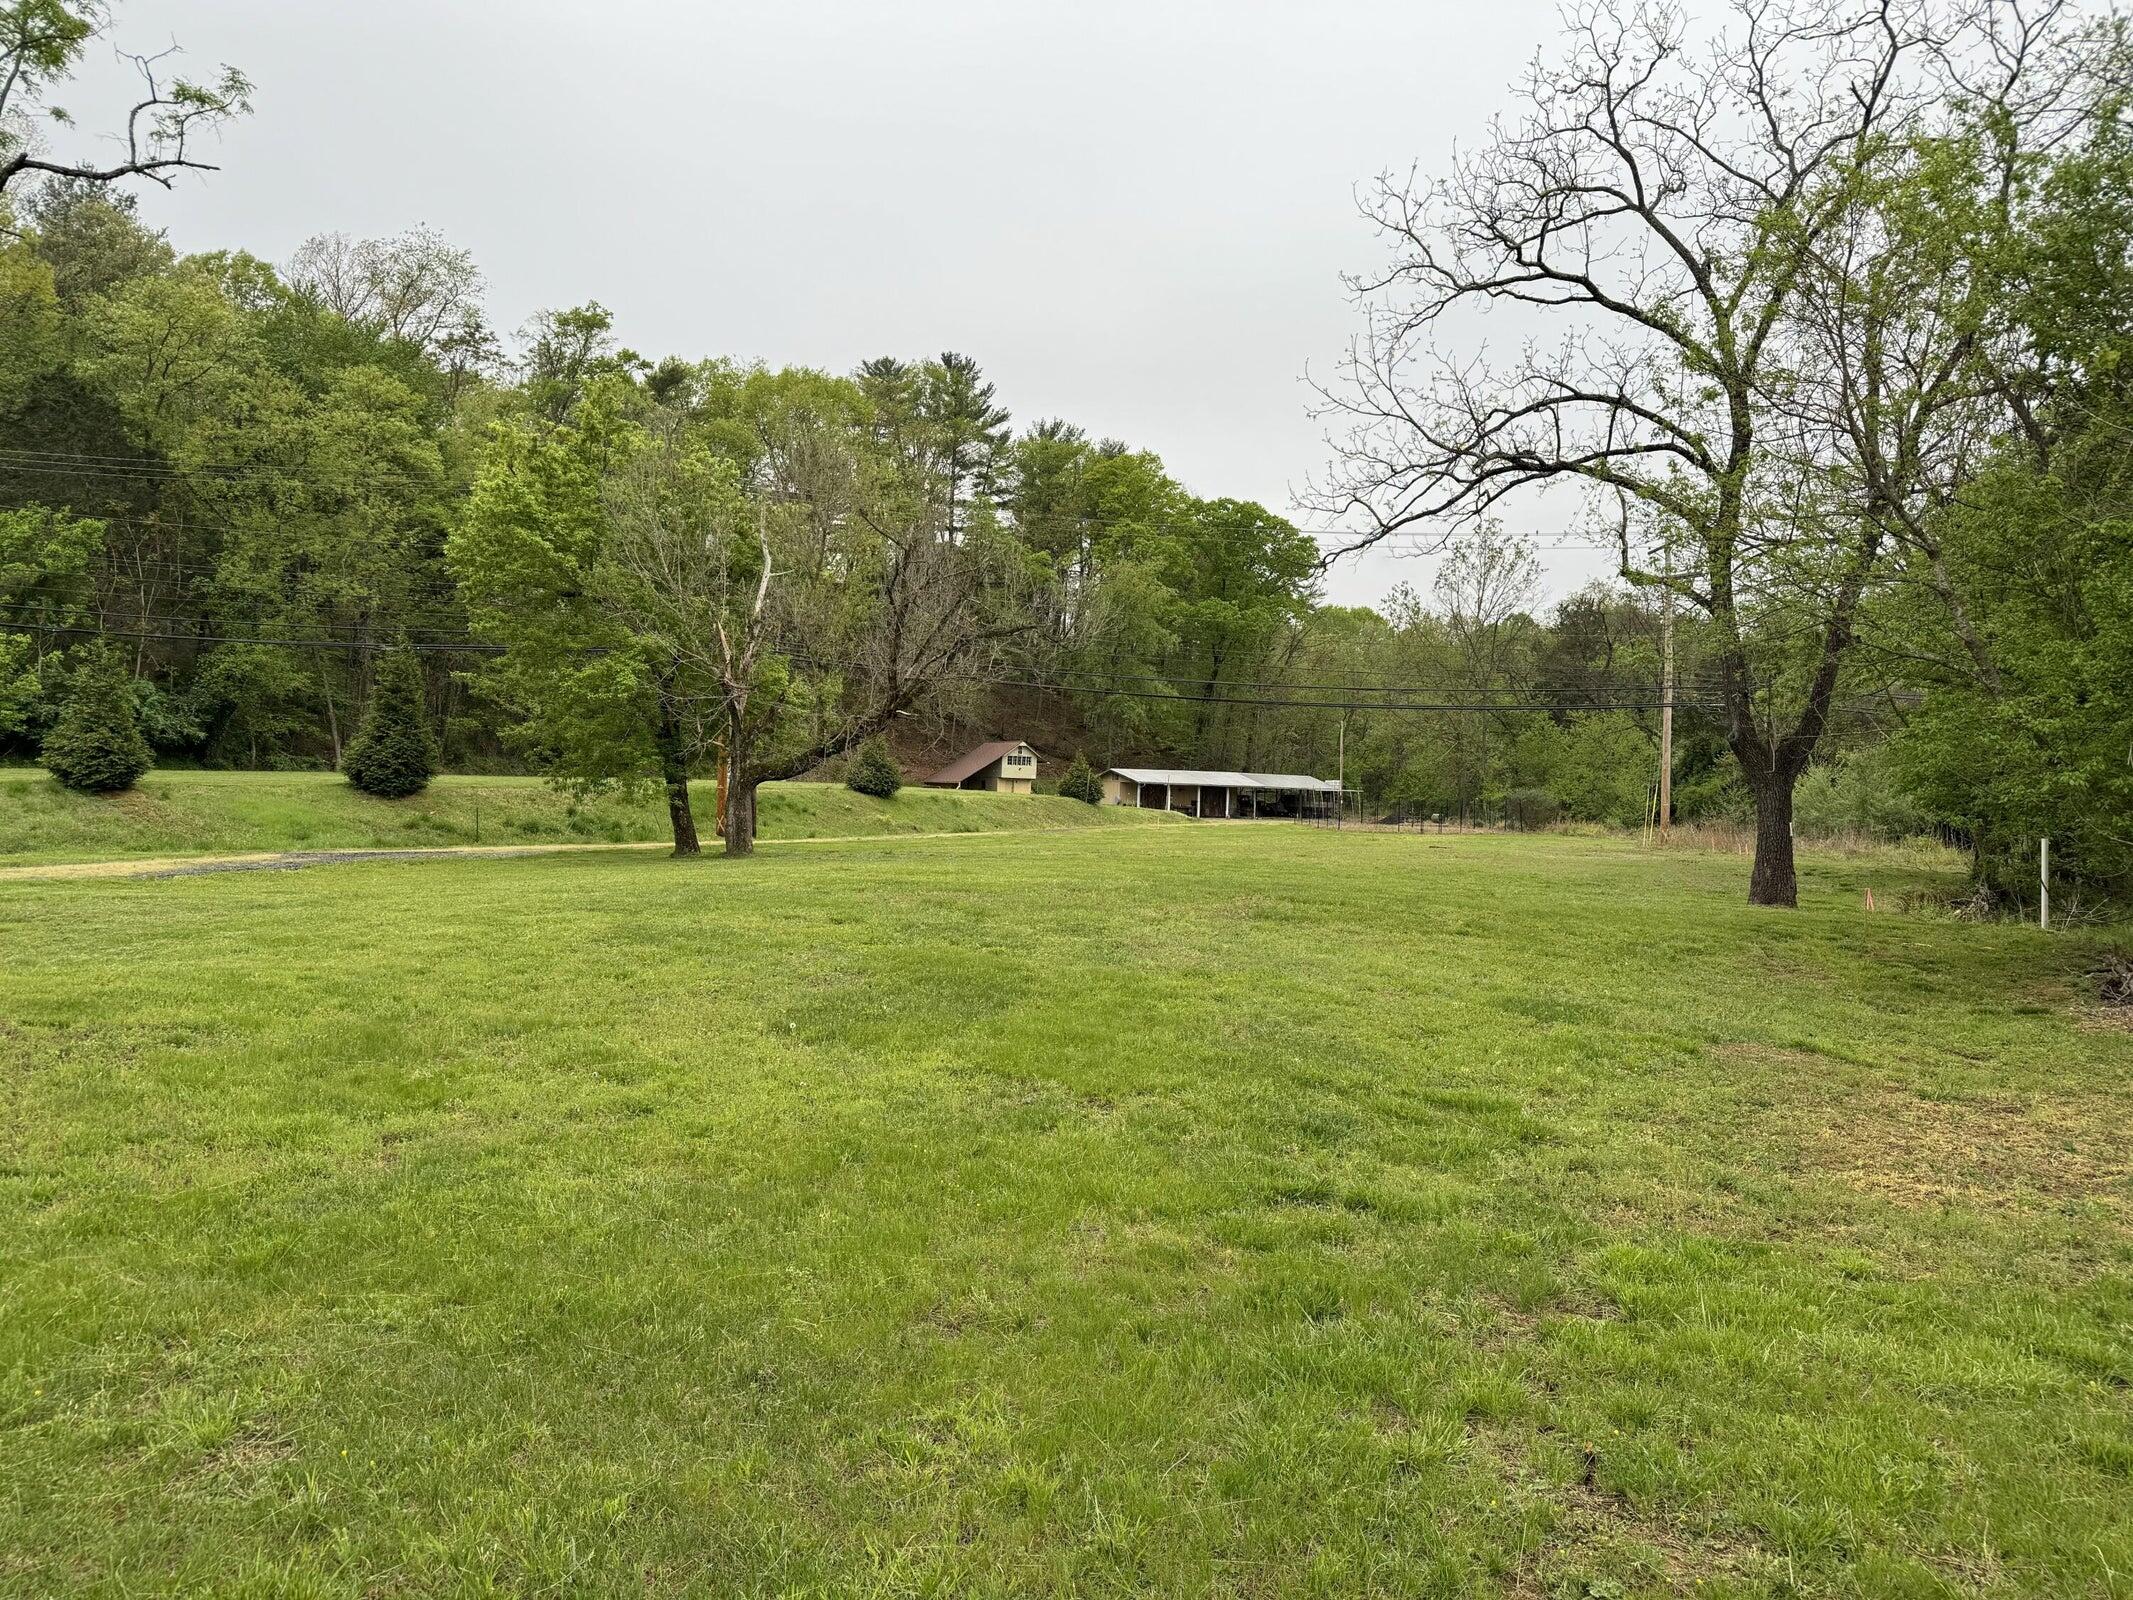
1, 828, 2129, 1598
0, 769, 1165, 867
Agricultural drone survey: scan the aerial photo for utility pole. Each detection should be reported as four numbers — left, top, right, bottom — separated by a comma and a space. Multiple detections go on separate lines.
1658, 580, 1674, 843
2040, 837, 2050, 931
1337, 708, 1350, 831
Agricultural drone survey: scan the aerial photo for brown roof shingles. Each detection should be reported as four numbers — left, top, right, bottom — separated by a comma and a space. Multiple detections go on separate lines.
925, 740, 1029, 786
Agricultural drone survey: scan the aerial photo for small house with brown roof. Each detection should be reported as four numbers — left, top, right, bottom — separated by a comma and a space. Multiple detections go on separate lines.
925, 739, 1039, 794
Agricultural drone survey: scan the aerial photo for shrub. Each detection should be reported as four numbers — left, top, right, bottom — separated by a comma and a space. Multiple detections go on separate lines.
343, 646, 439, 799
41, 647, 153, 794
1794, 744, 1931, 841
1058, 751, 1103, 805
1551, 711, 1659, 827
1502, 787, 1561, 830
846, 736, 902, 798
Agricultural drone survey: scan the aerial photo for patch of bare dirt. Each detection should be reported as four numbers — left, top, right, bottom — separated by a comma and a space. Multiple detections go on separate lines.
1464, 1290, 1623, 1356
1800, 1089, 2129, 1212
1469, 1422, 1762, 1597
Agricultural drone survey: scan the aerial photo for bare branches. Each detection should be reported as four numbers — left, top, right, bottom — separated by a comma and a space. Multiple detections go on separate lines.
286, 228, 488, 360
1309, 0, 2085, 901
0, 5, 250, 198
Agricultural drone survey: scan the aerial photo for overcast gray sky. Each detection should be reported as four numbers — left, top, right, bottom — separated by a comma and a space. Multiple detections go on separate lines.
74, 0, 1618, 608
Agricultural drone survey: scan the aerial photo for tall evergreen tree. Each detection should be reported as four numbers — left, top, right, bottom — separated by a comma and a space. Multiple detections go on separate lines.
343, 645, 439, 798
925, 352, 1010, 542
41, 646, 151, 793
1058, 751, 1103, 805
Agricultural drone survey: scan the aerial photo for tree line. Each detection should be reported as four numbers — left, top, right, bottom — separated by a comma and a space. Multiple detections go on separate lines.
4, 0, 2130, 909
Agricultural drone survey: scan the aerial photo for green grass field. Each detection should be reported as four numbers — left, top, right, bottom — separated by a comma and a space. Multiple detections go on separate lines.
0, 768, 1166, 866
2, 824, 2129, 1596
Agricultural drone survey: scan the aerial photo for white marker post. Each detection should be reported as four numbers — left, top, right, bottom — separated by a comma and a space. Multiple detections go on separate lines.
2040, 837, 2050, 931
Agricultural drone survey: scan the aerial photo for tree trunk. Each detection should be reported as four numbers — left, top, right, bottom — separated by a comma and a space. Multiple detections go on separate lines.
665, 773, 700, 856
656, 694, 700, 857
319, 653, 343, 769
1745, 768, 1798, 908
723, 705, 756, 857
725, 778, 759, 857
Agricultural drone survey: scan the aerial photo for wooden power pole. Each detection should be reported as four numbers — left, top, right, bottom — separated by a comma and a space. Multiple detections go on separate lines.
1658, 585, 1674, 843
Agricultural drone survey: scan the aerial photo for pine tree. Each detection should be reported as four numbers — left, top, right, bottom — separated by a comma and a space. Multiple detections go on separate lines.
924, 352, 1011, 541
846, 735, 902, 798
1058, 751, 1104, 805
343, 646, 439, 798
41, 646, 152, 794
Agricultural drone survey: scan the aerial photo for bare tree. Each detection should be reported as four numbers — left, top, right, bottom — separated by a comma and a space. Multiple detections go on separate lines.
1434, 523, 1540, 815
1, 4, 249, 197
1311, 0, 2072, 905
286, 226, 490, 362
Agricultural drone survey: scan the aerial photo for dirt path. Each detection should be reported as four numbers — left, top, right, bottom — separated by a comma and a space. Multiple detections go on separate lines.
0, 824, 1167, 883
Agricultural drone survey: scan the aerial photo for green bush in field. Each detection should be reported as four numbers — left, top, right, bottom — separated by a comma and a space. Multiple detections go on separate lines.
41, 648, 153, 794
1058, 751, 1104, 805
1502, 787, 1561, 830
343, 647, 439, 799
1794, 744, 1932, 841
846, 736, 902, 798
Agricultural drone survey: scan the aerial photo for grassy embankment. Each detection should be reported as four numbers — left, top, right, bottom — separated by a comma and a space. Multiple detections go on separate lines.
0, 768, 1168, 866
1, 827, 2129, 1595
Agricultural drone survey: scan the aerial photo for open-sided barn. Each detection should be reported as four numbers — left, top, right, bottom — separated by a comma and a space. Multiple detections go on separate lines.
1099, 768, 1346, 819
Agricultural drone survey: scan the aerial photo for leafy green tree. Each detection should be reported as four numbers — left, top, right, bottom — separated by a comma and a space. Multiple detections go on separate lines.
520, 302, 623, 424
41, 644, 150, 791
1005, 418, 1091, 565
857, 352, 1010, 544
845, 736, 901, 798
1058, 751, 1102, 805
0, 237, 61, 412
1794, 747, 1931, 843
1144, 497, 1319, 764
0, 502, 100, 734
76, 263, 260, 451
1871, 48, 2133, 905
18, 179, 174, 307
451, 383, 724, 854
343, 645, 438, 798
1550, 714, 1657, 828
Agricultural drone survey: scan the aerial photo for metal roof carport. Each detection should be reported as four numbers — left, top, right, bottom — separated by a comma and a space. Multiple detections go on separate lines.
1100, 768, 1345, 819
